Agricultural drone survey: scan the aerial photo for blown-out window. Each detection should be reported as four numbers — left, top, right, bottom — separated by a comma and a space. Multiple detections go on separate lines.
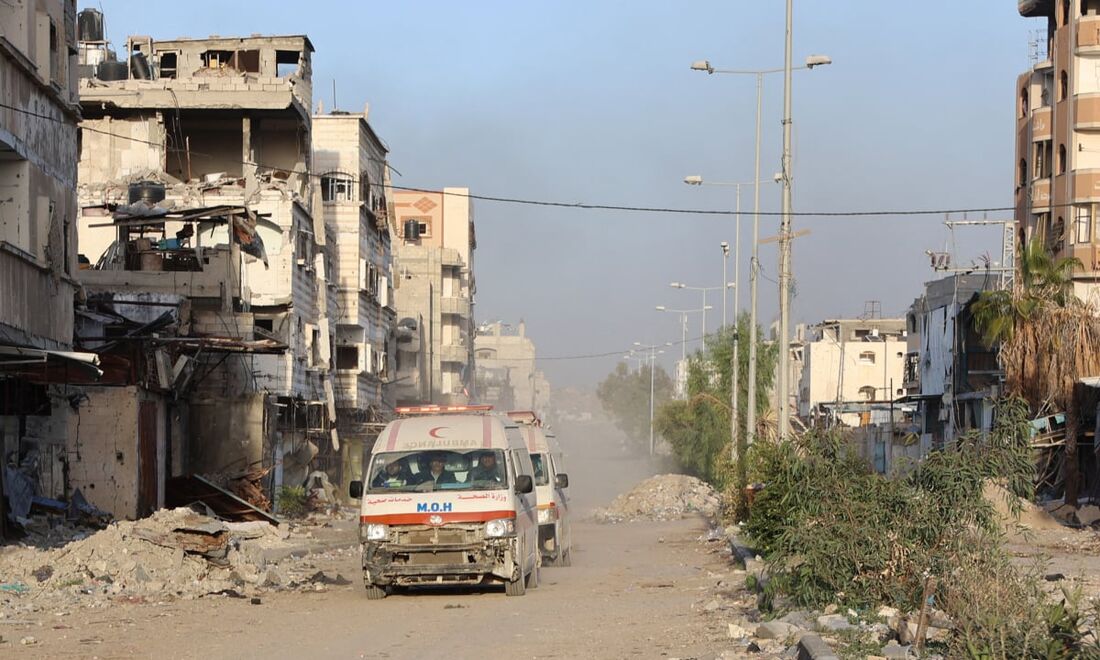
321, 173, 354, 202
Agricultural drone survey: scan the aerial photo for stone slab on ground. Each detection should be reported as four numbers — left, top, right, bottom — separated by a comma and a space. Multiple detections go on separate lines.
815, 613, 853, 632
797, 633, 840, 660
756, 619, 801, 640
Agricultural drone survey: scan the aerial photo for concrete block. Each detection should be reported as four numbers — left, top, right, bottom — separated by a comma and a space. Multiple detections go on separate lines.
815, 614, 853, 632
755, 620, 801, 640
797, 633, 839, 660
880, 642, 909, 659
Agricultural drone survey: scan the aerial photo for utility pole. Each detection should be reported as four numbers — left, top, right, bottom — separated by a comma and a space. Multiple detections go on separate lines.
746, 72, 764, 449
776, 0, 795, 440
633, 342, 665, 456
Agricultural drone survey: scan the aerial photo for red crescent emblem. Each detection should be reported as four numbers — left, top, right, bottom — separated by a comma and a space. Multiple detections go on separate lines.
429, 427, 447, 439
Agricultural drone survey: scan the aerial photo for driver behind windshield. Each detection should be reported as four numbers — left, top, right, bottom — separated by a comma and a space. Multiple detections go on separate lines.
372, 459, 410, 488
467, 451, 503, 484
414, 453, 457, 486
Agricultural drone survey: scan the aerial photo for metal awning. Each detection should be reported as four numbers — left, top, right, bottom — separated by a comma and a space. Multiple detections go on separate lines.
0, 346, 104, 380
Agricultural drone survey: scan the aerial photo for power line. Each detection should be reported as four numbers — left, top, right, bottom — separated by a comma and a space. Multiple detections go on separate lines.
2, 99, 1025, 220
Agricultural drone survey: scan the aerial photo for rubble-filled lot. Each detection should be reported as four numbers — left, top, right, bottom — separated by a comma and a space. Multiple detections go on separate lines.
0, 508, 358, 621
591, 473, 721, 523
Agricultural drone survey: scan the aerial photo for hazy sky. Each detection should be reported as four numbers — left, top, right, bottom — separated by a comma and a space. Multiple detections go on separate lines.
89, 1, 1035, 387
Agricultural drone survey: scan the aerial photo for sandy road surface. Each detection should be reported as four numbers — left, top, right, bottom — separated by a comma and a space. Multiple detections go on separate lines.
7, 416, 741, 659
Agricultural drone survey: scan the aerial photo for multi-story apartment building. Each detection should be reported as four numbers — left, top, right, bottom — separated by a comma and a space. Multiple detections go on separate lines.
796, 318, 906, 426
474, 321, 551, 417
73, 29, 332, 494
1017, 0, 1100, 301
0, 0, 81, 534
391, 189, 476, 405
312, 108, 395, 485
0, 0, 79, 352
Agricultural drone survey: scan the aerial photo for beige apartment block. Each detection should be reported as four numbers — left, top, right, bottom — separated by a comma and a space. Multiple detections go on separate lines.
474, 321, 551, 417
72, 28, 335, 494
312, 108, 395, 485
796, 318, 907, 425
1017, 0, 1100, 302
391, 189, 476, 405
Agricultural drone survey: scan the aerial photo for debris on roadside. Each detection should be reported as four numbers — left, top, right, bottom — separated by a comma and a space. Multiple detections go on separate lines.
0, 507, 355, 613
591, 474, 721, 523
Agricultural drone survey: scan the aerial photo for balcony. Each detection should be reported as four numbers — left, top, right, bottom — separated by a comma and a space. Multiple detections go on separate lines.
1031, 106, 1052, 140
1079, 16, 1100, 53
1030, 178, 1051, 208
1077, 95, 1100, 129
440, 295, 470, 317
1074, 169, 1100, 201
439, 343, 468, 364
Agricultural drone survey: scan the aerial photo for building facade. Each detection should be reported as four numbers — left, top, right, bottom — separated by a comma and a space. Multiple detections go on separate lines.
391, 188, 476, 405
0, 0, 82, 533
312, 108, 396, 488
73, 29, 333, 506
1017, 0, 1100, 302
796, 318, 907, 426
474, 321, 550, 417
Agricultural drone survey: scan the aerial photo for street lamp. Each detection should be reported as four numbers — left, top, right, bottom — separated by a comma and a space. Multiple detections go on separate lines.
655, 305, 712, 363
633, 341, 665, 456
691, 52, 832, 444
668, 282, 729, 339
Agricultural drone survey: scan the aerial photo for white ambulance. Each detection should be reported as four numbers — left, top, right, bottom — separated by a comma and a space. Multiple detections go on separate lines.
508, 411, 573, 567
348, 405, 541, 598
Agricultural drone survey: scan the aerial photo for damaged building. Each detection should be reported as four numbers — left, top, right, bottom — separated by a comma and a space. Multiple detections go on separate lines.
311, 107, 396, 493
71, 26, 338, 515
0, 0, 98, 536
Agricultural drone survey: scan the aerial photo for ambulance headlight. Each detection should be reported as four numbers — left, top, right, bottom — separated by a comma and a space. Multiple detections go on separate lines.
485, 518, 515, 538
364, 523, 388, 541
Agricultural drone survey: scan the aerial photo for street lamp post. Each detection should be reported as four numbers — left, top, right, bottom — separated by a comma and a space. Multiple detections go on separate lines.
633, 342, 666, 456
684, 177, 763, 463
655, 305, 712, 363
669, 282, 729, 344
691, 52, 831, 444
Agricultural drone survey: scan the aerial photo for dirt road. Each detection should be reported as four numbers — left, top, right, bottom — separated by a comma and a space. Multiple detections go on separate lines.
7, 416, 744, 659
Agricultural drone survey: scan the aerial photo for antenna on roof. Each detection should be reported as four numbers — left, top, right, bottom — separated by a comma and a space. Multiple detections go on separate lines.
332, 79, 337, 113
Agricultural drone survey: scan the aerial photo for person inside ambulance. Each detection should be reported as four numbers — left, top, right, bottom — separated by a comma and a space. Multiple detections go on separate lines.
414, 452, 457, 487
466, 451, 503, 484
371, 459, 410, 488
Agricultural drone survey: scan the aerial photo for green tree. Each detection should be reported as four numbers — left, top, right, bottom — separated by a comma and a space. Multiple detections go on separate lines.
971, 236, 1085, 504
654, 313, 778, 496
971, 236, 1081, 347
596, 361, 673, 450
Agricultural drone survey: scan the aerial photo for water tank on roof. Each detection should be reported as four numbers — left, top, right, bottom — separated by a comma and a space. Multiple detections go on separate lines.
128, 181, 166, 205
77, 9, 104, 42
96, 60, 128, 81
403, 219, 421, 241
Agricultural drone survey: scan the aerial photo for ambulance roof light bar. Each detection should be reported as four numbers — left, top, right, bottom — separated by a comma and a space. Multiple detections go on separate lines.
395, 404, 494, 415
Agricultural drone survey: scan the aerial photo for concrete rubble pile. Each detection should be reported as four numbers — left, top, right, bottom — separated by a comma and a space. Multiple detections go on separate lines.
0, 508, 347, 610
593, 474, 721, 523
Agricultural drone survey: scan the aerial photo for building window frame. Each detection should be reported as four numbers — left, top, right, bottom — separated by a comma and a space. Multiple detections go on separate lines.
1076, 204, 1093, 244
321, 172, 354, 203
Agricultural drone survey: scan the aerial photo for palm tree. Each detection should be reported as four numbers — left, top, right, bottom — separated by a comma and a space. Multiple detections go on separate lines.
972, 235, 1084, 504
972, 236, 1081, 347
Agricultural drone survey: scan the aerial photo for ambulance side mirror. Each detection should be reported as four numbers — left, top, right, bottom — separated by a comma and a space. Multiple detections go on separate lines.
555, 474, 569, 489
514, 474, 534, 495
349, 480, 363, 499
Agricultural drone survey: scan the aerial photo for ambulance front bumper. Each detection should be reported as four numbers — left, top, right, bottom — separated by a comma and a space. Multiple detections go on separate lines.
362, 536, 519, 586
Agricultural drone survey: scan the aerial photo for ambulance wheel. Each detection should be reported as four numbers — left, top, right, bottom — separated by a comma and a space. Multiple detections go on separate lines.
364, 584, 387, 600
505, 572, 527, 597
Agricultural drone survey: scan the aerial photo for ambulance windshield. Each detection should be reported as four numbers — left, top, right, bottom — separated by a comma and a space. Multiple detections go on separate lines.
367, 449, 509, 492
